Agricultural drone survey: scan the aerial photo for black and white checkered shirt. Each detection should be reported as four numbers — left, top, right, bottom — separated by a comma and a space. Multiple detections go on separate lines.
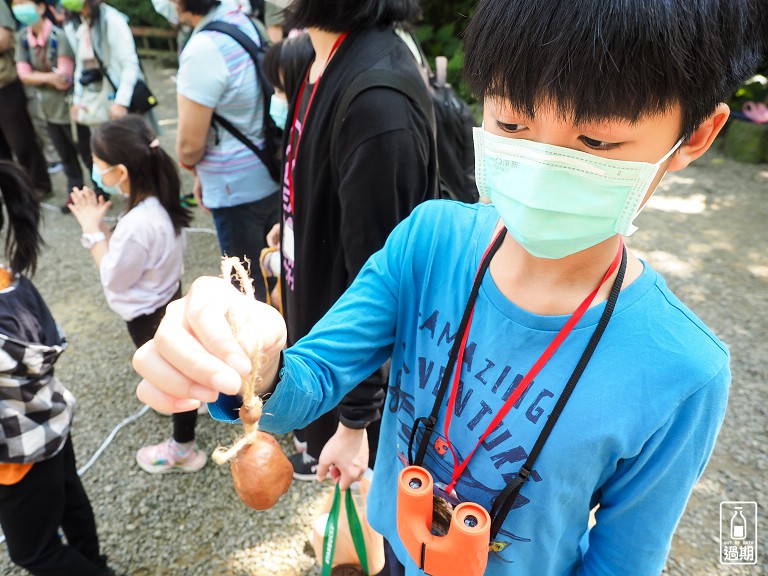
0, 274, 74, 464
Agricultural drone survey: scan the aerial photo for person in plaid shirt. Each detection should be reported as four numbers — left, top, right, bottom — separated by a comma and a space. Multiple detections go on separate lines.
0, 161, 116, 575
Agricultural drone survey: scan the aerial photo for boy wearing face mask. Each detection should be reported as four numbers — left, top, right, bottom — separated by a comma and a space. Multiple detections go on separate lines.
133, 0, 766, 574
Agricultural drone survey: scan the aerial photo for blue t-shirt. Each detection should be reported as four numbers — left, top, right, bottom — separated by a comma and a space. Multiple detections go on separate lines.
212, 201, 729, 575
177, 5, 278, 208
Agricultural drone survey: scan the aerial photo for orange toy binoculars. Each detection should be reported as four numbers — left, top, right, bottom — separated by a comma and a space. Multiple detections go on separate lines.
397, 466, 491, 576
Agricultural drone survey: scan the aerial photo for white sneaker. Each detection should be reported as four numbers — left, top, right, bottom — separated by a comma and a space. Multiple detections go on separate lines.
136, 438, 207, 474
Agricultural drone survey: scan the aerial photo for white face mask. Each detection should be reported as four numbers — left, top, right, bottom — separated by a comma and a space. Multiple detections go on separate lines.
473, 127, 682, 259
152, 0, 179, 26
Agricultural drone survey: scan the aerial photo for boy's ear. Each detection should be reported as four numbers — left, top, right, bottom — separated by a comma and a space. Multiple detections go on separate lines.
667, 103, 730, 171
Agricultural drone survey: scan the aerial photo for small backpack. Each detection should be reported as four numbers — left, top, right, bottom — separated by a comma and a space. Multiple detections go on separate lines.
331, 27, 479, 203
397, 27, 478, 203
426, 57, 478, 203
200, 20, 282, 183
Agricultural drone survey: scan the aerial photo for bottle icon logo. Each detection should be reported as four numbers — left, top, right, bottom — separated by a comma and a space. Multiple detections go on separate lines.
730, 507, 747, 540
720, 501, 758, 565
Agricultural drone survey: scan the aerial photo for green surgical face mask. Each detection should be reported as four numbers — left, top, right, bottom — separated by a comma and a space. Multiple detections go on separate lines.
473, 127, 682, 259
12, 4, 40, 26
61, 0, 86, 12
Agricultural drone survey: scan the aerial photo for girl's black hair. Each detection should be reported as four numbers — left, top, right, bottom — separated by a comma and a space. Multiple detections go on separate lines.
464, 0, 768, 139
27, 0, 58, 25
284, 0, 420, 33
0, 161, 43, 276
84, 0, 101, 23
263, 32, 315, 100
178, 0, 220, 16
90, 116, 192, 235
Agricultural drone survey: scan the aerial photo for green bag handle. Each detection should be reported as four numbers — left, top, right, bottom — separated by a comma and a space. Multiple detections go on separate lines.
322, 483, 370, 576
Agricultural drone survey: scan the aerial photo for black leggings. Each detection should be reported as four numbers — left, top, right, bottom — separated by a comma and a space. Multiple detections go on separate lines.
126, 287, 197, 443
0, 436, 108, 575
46, 122, 89, 193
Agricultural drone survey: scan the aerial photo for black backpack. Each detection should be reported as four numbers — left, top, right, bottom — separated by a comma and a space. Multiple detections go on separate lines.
427, 56, 478, 203
331, 29, 478, 203
200, 20, 282, 183
398, 28, 477, 203
330, 28, 478, 203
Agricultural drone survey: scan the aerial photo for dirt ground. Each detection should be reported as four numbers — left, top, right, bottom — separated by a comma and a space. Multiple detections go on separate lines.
0, 55, 765, 575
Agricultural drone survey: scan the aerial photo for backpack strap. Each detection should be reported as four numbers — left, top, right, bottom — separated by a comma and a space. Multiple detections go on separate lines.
200, 20, 280, 182
329, 69, 436, 192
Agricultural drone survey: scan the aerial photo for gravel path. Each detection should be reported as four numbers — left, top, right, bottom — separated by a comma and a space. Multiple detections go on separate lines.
0, 58, 765, 575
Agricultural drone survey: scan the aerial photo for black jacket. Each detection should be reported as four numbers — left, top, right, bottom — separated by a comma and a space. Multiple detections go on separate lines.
280, 24, 438, 427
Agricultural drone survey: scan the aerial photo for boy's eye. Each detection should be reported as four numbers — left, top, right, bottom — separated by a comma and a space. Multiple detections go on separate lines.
580, 136, 621, 150
496, 121, 528, 134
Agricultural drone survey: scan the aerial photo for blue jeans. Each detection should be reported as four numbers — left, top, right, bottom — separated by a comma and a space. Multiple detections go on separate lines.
211, 192, 280, 302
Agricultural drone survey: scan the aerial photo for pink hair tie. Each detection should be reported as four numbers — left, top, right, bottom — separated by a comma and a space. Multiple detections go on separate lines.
149, 138, 160, 148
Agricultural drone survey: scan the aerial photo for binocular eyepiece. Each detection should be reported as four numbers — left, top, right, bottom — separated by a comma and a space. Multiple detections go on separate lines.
396, 466, 491, 576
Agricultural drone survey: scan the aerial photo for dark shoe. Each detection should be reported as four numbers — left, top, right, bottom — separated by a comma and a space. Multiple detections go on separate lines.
60, 194, 73, 214
288, 451, 318, 481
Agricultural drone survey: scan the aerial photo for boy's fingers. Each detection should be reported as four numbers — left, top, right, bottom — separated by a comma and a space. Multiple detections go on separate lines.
332, 467, 350, 490
315, 459, 330, 483
183, 277, 259, 374
149, 299, 244, 396
132, 340, 220, 403
136, 378, 201, 414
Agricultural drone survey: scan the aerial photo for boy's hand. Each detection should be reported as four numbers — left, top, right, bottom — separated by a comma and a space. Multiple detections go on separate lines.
133, 276, 287, 414
69, 186, 111, 233
316, 424, 369, 490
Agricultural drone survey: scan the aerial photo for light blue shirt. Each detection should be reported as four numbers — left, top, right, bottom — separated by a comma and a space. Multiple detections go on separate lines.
213, 201, 730, 575
177, 5, 277, 208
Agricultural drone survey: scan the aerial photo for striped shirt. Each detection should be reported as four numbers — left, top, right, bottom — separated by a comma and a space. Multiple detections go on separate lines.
177, 6, 278, 208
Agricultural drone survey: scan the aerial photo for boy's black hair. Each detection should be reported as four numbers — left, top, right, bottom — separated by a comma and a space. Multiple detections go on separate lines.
284, 0, 420, 33
0, 161, 43, 275
464, 0, 768, 139
263, 32, 315, 100
91, 116, 192, 235
178, 0, 220, 16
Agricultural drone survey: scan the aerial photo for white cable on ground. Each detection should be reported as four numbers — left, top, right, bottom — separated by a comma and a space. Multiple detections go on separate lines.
41, 202, 64, 213
185, 227, 217, 235
0, 404, 151, 546
77, 404, 150, 476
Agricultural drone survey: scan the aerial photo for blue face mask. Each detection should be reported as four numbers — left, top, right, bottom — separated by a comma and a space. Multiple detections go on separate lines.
473, 127, 682, 259
12, 4, 40, 26
91, 165, 125, 197
269, 95, 289, 129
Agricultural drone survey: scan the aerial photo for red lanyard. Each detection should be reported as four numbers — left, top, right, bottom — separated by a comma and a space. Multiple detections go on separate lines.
286, 32, 348, 214
443, 230, 624, 494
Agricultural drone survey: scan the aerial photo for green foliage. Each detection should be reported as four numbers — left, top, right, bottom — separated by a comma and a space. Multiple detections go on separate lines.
109, 0, 171, 29
727, 73, 768, 112
415, 0, 476, 103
